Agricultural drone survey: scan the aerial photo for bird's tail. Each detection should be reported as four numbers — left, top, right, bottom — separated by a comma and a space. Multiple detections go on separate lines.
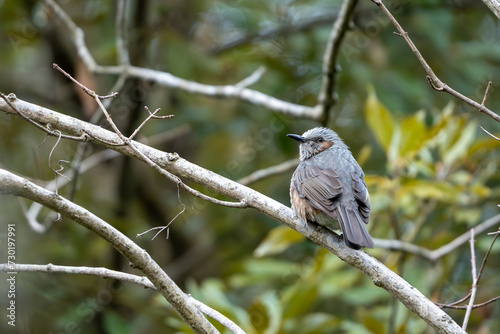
336, 205, 374, 249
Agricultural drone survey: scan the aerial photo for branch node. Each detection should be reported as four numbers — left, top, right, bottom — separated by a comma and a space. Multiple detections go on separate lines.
481, 81, 492, 106
426, 75, 444, 91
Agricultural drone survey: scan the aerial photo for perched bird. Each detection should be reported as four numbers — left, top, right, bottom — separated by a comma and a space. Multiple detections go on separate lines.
288, 127, 374, 249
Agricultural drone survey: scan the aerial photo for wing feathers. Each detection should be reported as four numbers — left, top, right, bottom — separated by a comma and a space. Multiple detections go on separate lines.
293, 165, 373, 249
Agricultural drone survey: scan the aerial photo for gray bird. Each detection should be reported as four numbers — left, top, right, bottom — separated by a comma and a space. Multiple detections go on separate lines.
288, 127, 374, 249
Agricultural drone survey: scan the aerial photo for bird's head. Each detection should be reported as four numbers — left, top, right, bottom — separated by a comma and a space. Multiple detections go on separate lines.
287, 127, 346, 161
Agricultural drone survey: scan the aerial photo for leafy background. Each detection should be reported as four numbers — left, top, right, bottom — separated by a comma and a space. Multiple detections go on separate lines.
1, 0, 500, 333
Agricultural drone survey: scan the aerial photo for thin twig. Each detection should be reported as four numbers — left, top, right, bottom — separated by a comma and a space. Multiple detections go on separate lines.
482, 0, 500, 19
462, 230, 477, 330
136, 203, 186, 240
374, 213, 500, 261
237, 158, 299, 186
235, 66, 267, 88
371, 0, 500, 123
481, 81, 492, 106
53, 63, 118, 99
25, 126, 191, 233
115, 0, 130, 65
208, 12, 338, 54
438, 296, 500, 310
436, 227, 500, 311
129, 106, 174, 141
53, 64, 248, 213
480, 126, 500, 141
318, 0, 358, 124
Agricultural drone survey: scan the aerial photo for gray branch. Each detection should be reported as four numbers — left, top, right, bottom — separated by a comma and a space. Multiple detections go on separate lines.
0, 169, 218, 334
0, 96, 465, 334
374, 213, 500, 262
317, 0, 358, 122
0, 264, 245, 334
483, 0, 500, 19
42, 0, 321, 121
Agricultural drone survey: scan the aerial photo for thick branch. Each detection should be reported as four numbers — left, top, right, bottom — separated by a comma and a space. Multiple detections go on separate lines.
0, 97, 465, 333
483, 0, 500, 19
0, 170, 217, 334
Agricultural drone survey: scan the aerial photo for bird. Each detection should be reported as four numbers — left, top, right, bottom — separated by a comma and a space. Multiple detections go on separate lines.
287, 127, 374, 249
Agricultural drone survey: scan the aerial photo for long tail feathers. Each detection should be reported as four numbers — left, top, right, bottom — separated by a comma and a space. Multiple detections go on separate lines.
336, 205, 374, 249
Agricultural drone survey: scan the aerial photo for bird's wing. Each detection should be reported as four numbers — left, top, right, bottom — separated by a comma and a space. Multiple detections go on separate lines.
293, 165, 343, 214
351, 172, 370, 224
294, 165, 373, 249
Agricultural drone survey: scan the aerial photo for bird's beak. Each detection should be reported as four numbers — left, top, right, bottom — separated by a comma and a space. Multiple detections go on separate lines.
287, 134, 307, 143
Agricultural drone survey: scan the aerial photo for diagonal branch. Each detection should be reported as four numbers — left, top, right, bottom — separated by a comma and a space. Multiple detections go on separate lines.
371, 0, 500, 123
482, 0, 500, 19
0, 170, 218, 334
0, 97, 466, 334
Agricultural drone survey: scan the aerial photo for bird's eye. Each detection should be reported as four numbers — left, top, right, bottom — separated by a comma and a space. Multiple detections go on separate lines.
317, 138, 324, 143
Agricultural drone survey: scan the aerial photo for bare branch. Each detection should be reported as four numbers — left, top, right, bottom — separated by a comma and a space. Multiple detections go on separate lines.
122, 66, 321, 120
480, 126, 500, 141
374, 213, 500, 261
237, 158, 299, 186
481, 81, 492, 106
0, 263, 246, 334
0, 263, 156, 288
371, 0, 500, 123
187, 296, 247, 334
129, 106, 174, 141
0, 98, 466, 333
462, 229, 477, 330
115, 0, 130, 65
208, 12, 338, 54
0, 170, 218, 334
318, 0, 358, 123
437, 227, 500, 310
53, 64, 247, 211
482, 0, 500, 19
24, 125, 191, 233
235, 66, 267, 88
53, 63, 118, 99
0, 92, 89, 142
43, 0, 321, 120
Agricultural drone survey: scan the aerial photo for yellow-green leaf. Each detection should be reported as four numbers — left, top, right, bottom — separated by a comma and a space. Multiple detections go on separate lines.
399, 110, 427, 157
254, 225, 304, 257
365, 85, 395, 152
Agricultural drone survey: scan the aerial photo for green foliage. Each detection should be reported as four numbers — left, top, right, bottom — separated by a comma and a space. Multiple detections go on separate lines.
364, 90, 499, 231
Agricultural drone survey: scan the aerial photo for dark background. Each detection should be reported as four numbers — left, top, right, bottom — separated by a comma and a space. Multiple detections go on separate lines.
1, 0, 500, 333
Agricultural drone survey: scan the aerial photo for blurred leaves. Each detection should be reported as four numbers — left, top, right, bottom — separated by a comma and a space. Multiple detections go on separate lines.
254, 225, 304, 257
